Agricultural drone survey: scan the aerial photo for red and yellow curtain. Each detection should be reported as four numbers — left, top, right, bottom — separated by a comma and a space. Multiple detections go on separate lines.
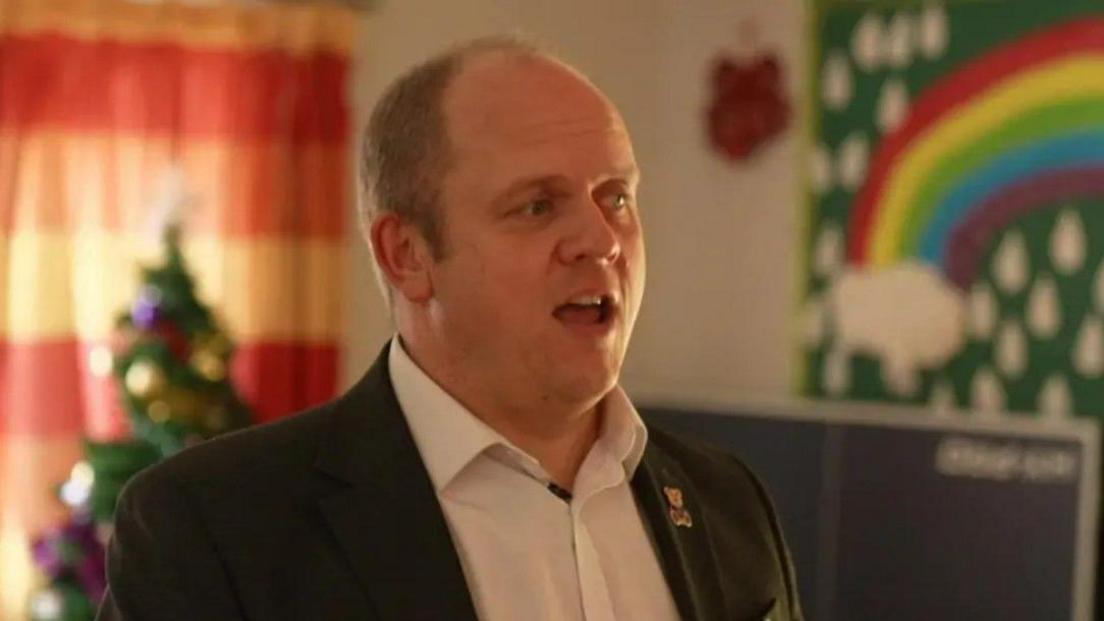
0, 0, 358, 615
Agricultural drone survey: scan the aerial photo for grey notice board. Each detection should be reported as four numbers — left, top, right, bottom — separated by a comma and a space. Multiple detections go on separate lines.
641, 401, 1100, 621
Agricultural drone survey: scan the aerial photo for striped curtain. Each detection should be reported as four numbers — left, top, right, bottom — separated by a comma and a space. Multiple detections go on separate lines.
0, 0, 357, 616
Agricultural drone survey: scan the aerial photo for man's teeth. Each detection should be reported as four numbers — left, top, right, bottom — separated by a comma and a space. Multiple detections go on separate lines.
568, 295, 603, 306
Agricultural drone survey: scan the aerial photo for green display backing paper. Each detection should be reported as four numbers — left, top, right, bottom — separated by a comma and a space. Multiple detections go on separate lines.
802, 0, 1104, 417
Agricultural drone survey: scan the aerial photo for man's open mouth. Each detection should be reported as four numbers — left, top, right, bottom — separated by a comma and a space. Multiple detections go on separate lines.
552, 294, 615, 325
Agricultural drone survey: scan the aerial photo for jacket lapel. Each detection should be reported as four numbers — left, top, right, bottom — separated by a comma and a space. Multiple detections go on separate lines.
632, 441, 728, 621
314, 350, 479, 621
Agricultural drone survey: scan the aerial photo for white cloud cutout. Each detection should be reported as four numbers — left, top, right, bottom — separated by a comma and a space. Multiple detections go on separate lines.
826, 261, 966, 390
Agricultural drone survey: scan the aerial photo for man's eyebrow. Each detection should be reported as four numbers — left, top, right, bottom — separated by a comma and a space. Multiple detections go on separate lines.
616, 166, 642, 185
495, 168, 641, 201
495, 174, 571, 200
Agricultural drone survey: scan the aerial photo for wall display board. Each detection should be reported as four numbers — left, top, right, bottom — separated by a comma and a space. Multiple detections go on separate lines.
643, 402, 1099, 620
804, 0, 1104, 419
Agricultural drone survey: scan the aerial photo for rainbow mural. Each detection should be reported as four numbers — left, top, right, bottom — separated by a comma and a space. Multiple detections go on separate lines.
847, 17, 1104, 290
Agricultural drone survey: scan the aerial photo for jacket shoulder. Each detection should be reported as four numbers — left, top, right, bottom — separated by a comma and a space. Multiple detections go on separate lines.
122, 399, 340, 502
645, 423, 767, 495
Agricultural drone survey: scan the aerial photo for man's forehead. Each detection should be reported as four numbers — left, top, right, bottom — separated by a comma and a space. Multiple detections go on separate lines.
444, 52, 626, 140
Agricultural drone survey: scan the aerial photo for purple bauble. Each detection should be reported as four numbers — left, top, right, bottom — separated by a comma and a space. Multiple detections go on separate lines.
75, 545, 107, 600
31, 514, 107, 599
131, 287, 164, 329
31, 527, 66, 578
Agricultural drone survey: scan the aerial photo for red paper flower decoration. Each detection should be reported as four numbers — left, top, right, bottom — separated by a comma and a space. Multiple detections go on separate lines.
707, 53, 792, 161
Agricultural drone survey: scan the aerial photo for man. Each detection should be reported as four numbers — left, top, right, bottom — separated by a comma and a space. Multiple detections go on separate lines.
99, 38, 801, 621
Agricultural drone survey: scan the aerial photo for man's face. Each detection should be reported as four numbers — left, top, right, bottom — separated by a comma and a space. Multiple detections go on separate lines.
425, 54, 645, 414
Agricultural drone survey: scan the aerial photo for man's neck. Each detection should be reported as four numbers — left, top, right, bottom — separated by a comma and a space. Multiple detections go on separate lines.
397, 333, 605, 490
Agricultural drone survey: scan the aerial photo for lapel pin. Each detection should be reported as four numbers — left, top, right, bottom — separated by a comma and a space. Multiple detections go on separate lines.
663, 485, 693, 528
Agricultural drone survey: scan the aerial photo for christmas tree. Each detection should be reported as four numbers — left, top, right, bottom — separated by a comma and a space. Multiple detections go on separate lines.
29, 199, 253, 620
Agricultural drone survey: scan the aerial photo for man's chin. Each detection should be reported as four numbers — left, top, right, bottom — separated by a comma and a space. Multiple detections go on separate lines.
557, 362, 621, 404
541, 335, 627, 397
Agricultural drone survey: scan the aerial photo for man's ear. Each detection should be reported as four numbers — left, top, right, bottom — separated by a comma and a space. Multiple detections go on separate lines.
369, 213, 434, 303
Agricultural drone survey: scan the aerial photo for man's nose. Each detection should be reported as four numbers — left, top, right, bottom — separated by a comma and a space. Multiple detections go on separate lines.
556, 198, 621, 264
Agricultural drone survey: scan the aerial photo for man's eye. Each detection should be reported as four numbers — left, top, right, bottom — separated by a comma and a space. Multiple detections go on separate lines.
522, 198, 553, 216
609, 192, 632, 211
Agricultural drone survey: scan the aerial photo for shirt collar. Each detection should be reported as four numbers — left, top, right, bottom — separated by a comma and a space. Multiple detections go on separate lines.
599, 382, 649, 476
388, 337, 649, 492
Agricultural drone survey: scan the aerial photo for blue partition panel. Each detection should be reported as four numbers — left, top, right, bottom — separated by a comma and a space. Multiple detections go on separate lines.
643, 406, 1098, 621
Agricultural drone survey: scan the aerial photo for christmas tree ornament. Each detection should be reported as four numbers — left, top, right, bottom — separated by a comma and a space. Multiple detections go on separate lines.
191, 348, 227, 382
30, 515, 106, 609
130, 286, 164, 329
58, 461, 95, 510
146, 400, 172, 424
124, 359, 166, 399
28, 588, 63, 620
70, 461, 93, 486
149, 319, 191, 361
199, 331, 233, 357
161, 387, 202, 423
29, 581, 99, 621
59, 480, 92, 511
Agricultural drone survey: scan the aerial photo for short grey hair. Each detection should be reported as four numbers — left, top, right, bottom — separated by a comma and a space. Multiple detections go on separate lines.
358, 35, 545, 262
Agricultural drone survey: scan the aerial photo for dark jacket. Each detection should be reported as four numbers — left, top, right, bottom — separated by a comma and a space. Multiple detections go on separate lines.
98, 347, 802, 621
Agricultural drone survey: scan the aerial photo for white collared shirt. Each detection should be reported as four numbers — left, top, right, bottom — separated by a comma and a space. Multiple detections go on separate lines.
389, 339, 682, 621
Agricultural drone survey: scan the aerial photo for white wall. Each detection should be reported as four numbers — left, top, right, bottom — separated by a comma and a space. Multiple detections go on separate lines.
342, 0, 807, 404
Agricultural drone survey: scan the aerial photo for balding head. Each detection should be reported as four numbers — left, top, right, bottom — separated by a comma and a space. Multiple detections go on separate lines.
445, 51, 626, 161
359, 37, 547, 260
